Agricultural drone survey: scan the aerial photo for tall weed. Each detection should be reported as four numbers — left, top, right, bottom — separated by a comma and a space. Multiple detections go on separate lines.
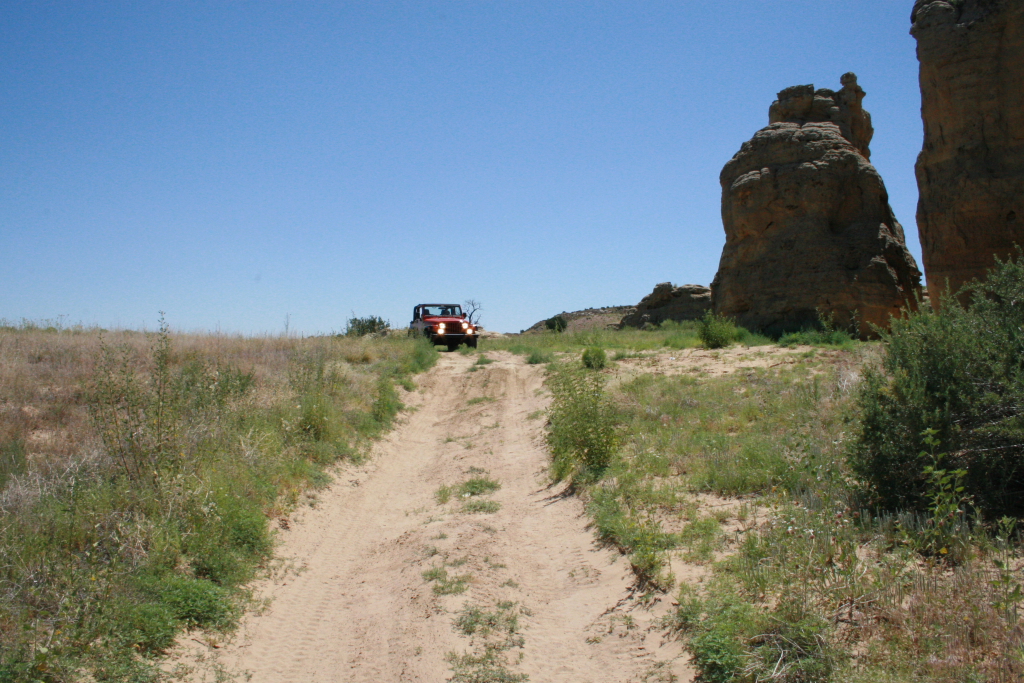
546, 364, 618, 485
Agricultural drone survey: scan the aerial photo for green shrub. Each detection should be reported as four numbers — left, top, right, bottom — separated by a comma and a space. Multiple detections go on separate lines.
122, 602, 178, 654
546, 365, 618, 484
545, 315, 568, 333
852, 254, 1024, 518
698, 311, 739, 349
526, 349, 554, 364
146, 575, 233, 629
581, 347, 607, 370
345, 315, 390, 337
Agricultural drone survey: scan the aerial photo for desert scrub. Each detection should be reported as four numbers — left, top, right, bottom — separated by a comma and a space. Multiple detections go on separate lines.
0, 323, 436, 681
545, 363, 618, 485
853, 254, 1024, 519
605, 346, 1024, 681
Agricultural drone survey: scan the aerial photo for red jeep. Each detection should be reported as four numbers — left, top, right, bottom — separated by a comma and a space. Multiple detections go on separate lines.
410, 304, 478, 351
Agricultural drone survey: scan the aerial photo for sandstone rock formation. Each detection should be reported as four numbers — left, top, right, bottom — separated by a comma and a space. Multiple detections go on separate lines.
912, 0, 1024, 301
619, 283, 711, 328
712, 74, 921, 337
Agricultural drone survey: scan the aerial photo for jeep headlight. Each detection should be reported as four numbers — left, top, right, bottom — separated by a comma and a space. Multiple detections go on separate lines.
462, 322, 468, 329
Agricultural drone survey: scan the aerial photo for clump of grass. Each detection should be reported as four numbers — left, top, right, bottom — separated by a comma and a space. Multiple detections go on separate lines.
463, 499, 501, 514
458, 477, 501, 497
526, 349, 554, 365
467, 396, 496, 406
581, 347, 607, 370
422, 566, 472, 595
475, 355, 495, 366
436, 484, 454, 504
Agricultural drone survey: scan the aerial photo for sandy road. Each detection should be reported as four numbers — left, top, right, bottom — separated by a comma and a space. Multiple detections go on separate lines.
172, 351, 691, 682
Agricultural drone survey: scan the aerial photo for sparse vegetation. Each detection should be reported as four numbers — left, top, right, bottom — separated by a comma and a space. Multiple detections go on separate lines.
536, 295, 1024, 681
0, 323, 437, 680
463, 499, 501, 514
448, 600, 529, 682
423, 566, 472, 595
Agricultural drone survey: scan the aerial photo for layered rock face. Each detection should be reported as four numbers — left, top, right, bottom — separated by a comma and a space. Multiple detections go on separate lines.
713, 75, 921, 336
912, 0, 1024, 301
619, 283, 711, 328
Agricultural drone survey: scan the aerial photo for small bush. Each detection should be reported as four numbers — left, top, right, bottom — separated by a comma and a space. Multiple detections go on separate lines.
852, 254, 1024, 518
698, 311, 739, 349
147, 575, 234, 629
545, 315, 568, 333
122, 602, 178, 654
345, 315, 390, 337
581, 347, 607, 370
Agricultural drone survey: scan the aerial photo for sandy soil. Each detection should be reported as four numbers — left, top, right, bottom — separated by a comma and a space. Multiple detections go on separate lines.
169, 351, 693, 683
611, 344, 843, 379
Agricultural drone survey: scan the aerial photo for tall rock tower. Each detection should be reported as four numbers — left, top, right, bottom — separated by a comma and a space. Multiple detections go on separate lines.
912, 0, 1024, 302
712, 75, 921, 337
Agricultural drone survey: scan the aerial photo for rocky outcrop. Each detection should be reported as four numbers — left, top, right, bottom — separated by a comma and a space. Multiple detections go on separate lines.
619, 283, 711, 328
912, 0, 1024, 301
712, 74, 921, 337
524, 306, 635, 334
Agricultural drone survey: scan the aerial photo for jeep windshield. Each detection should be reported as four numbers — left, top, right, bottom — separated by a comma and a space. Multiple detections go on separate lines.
421, 305, 462, 317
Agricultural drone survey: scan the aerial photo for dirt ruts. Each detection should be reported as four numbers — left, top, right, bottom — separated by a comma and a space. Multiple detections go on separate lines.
169, 351, 691, 682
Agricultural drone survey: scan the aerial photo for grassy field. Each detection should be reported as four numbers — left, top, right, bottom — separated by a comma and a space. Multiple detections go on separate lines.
0, 320, 436, 682
523, 323, 1023, 682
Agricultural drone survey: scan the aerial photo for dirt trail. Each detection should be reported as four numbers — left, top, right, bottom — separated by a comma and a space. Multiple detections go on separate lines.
171, 351, 691, 682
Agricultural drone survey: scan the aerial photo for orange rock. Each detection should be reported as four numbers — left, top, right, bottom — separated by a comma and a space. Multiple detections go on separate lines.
912, 0, 1024, 302
712, 75, 921, 337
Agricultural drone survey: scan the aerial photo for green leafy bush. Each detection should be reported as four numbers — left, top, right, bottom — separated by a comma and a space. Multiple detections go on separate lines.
345, 315, 390, 337
581, 347, 607, 370
698, 310, 739, 349
145, 575, 234, 628
545, 315, 568, 333
852, 254, 1024, 518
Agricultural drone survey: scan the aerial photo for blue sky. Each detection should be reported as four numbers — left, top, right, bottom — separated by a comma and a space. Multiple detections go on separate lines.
2, 1, 924, 334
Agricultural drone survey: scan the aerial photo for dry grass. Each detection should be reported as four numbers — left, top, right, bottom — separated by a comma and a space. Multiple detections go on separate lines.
0, 322, 436, 681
